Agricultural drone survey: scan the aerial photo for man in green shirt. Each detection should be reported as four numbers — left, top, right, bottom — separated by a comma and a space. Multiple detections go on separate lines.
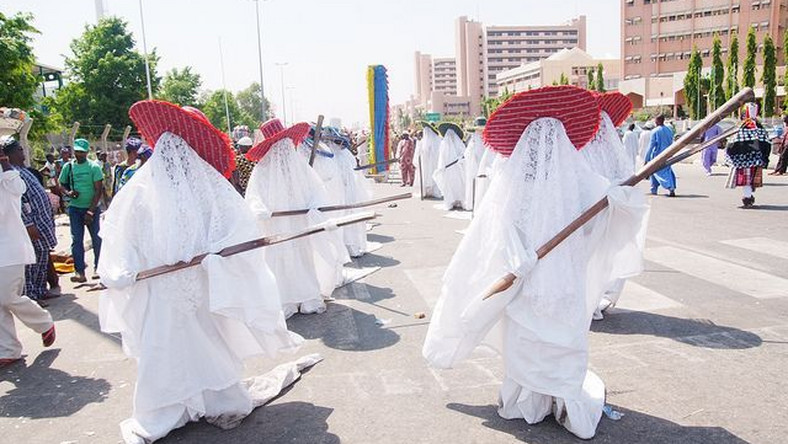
58, 138, 104, 283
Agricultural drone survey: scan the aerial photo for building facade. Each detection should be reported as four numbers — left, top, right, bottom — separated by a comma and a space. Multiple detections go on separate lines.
620, 0, 787, 110
496, 48, 620, 93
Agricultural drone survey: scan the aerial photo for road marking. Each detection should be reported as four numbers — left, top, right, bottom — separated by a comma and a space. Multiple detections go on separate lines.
645, 246, 788, 299
609, 281, 684, 313
720, 237, 788, 260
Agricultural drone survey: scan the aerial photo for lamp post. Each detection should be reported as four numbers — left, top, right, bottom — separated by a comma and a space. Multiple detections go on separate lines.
252, 0, 267, 121
138, 0, 153, 99
275, 62, 288, 125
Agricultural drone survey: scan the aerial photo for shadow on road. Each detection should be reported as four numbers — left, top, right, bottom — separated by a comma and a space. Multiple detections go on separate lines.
47, 293, 121, 345
591, 311, 762, 349
163, 401, 339, 443
0, 349, 111, 419
367, 233, 396, 244
751, 204, 788, 211
670, 194, 709, 199
286, 302, 400, 352
446, 403, 748, 444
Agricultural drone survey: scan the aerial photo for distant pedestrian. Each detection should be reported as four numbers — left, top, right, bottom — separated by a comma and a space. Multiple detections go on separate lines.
58, 138, 104, 283
622, 123, 639, 172
638, 124, 653, 163
702, 123, 722, 176
2, 138, 57, 303
231, 136, 255, 195
396, 133, 415, 186
769, 115, 788, 176
646, 115, 676, 196
0, 140, 56, 367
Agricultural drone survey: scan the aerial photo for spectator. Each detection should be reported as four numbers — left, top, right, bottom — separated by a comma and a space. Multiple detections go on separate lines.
58, 138, 104, 283
769, 115, 788, 176
396, 133, 415, 187
231, 136, 255, 195
0, 139, 56, 367
117, 142, 151, 191
2, 138, 58, 304
96, 150, 113, 209
112, 138, 140, 196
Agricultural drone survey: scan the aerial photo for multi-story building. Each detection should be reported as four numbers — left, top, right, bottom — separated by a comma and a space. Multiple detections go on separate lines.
496, 47, 620, 93
433, 57, 458, 96
620, 0, 787, 111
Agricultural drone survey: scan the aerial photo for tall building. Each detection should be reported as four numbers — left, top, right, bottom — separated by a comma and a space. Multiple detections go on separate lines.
620, 0, 786, 110
454, 15, 587, 116
496, 48, 620, 93
433, 57, 458, 96
413, 51, 434, 104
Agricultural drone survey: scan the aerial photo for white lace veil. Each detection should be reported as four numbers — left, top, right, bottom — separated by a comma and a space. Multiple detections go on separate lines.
580, 113, 634, 184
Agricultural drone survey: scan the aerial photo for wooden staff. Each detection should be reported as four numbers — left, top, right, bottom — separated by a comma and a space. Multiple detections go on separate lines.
308, 115, 324, 167
444, 156, 464, 169
664, 127, 736, 167
354, 158, 399, 171
270, 192, 411, 217
482, 88, 754, 300
103, 213, 378, 286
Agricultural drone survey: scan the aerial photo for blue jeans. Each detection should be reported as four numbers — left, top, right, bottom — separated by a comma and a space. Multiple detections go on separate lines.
68, 206, 102, 274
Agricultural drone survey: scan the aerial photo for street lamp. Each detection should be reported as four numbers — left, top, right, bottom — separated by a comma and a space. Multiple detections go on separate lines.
138, 0, 153, 99
275, 62, 288, 125
252, 0, 268, 122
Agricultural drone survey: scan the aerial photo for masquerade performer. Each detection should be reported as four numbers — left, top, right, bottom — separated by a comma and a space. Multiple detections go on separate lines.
725, 103, 771, 208
463, 128, 487, 211
433, 123, 467, 210
414, 122, 442, 199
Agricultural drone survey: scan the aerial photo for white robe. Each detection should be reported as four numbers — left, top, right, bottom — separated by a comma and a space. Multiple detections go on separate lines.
245, 138, 349, 318
463, 132, 486, 210
423, 118, 649, 439
433, 130, 467, 210
330, 141, 373, 257
622, 129, 640, 173
98, 132, 302, 443
414, 130, 442, 198
473, 147, 507, 212
638, 129, 652, 164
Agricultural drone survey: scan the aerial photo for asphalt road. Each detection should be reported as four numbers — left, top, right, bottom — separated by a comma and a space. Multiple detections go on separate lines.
1, 162, 787, 444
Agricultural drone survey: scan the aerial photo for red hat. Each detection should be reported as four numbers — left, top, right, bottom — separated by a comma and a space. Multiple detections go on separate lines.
483, 85, 600, 155
129, 100, 235, 178
595, 92, 632, 127
246, 118, 310, 162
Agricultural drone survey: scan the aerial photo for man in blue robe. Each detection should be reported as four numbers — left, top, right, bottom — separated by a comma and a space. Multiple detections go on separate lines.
646, 115, 677, 196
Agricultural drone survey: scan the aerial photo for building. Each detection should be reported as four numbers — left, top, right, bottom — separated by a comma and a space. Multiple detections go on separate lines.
411, 52, 471, 119
432, 57, 458, 96
496, 47, 620, 93
620, 0, 787, 111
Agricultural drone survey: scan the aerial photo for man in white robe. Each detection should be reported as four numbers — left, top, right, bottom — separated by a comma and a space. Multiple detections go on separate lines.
433, 123, 467, 210
463, 130, 486, 211
414, 123, 442, 198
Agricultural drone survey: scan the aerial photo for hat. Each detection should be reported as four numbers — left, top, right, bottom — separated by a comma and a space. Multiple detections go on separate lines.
595, 92, 632, 127
419, 121, 440, 135
246, 118, 310, 162
74, 138, 90, 152
438, 122, 464, 140
237, 136, 253, 147
129, 100, 235, 178
125, 137, 143, 152
483, 85, 600, 156
137, 144, 153, 158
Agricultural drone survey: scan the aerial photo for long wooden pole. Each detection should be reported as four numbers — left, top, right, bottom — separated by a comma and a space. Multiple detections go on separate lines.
664, 127, 736, 166
309, 115, 324, 167
482, 88, 754, 300
355, 158, 399, 171
270, 192, 411, 217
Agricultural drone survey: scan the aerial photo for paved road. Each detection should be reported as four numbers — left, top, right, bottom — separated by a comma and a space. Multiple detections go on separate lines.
2, 162, 787, 444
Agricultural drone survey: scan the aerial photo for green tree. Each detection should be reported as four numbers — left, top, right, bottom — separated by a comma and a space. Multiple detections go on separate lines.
0, 12, 40, 109
709, 34, 725, 110
742, 26, 757, 88
762, 33, 777, 116
201, 89, 256, 133
51, 17, 160, 135
684, 46, 703, 119
725, 31, 740, 100
236, 82, 272, 123
595, 63, 606, 92
159, 67, 202, 106
586, 68, 595, 90
559, 73, 569, 85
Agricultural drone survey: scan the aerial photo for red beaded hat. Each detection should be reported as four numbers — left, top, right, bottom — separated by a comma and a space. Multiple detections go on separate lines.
596, 92, 633, 127
483, 85, 601, 155
129, 100, 235, 178
246, 118, 310, 162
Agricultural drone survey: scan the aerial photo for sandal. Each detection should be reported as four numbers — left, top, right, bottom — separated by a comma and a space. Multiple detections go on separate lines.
42, 325, 56, 347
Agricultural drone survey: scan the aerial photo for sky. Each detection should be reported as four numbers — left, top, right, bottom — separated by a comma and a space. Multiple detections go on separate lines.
4, 0, 620, 128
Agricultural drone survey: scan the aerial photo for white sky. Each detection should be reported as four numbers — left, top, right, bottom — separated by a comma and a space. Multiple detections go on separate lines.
4, 0, 620, 127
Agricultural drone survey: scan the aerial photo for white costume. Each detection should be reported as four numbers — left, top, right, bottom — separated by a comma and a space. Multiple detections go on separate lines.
433, 129, 467, 210
638, 128, 652, 163
98, 132, 303, 443
580, 112, 649, 319
423, 112, 648, 439
622, 127, 640, 173
415, 128, 442, 198
245, 138, 349, 318
329, 141, 373, 257
356, 140, 370, 167
473, 147, 507, 211
463, 132, 486, 210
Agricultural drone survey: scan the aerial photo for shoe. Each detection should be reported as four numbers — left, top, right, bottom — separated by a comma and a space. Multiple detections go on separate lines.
299, 299, 327, 315
70, 273, 87, 283
0, 357, 21, 368
668, 190, 676, 197
42, 325, 56, 347
742, 196, 755, 208
650, 190, 658, 196
91, 273, 100, 280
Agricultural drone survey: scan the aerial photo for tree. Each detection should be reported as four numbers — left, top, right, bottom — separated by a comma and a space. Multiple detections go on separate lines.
236, 82, 272, 123
159, 67, 202, 107
587, 69, 595, 90
0, 12, 40, 109
200, 89, 256, 134
725, 30, 739, 100
709, 34, 725, 110
684, 46, 703, 119
595, 63, 606, 92
558, 73, 569, 85
762, 33, 777, 116
742, 26, 757, 88
51, 17, 160, 135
